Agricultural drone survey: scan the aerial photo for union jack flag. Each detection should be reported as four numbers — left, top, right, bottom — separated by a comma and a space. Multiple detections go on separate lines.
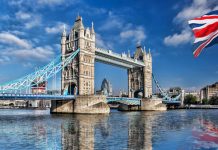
188, 10, 218, 57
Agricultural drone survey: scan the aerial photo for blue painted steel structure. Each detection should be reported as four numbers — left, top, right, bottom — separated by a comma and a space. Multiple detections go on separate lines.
107, 97, 141, 105
0, 94, 140, 105
152, 74, 181, 104
0, 49, 80, 93
0, 47, 181, 105
0, 93, 75, 100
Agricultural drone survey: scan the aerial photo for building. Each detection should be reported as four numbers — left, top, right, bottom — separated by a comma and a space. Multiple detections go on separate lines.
168, 87, 182, 97
31, 80, 47, 94
185, 91, 200, 100
61, 15, 152, 98
61, 15, 95, 95
29, 80, 49, 108
128, 45, 152, 98
200, 82, 218, 100
96, 78, 112, 96
119, 89, 128, 97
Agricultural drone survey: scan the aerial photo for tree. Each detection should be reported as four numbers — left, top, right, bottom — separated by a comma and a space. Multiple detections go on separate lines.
202, 98, 209, 105
209, 96, 218, 105
184, 94, 198, 105
9, 103, 14, 107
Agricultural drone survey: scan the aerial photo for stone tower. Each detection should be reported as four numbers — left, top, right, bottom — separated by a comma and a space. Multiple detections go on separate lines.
61, 16, 95, 95
128, 45, 152, 98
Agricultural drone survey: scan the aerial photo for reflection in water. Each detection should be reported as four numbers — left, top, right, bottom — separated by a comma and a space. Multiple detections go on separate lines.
61, 111, 159, 150
1, 109, 218, 149
61, 114, 109, 150
127, 112, 155, 150
192, 119, 218, 149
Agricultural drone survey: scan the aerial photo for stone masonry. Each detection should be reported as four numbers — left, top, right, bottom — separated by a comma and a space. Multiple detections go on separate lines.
61, 15, 95, 95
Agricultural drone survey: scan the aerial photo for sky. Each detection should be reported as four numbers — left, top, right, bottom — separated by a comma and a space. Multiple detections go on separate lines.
0, 0, 217, 94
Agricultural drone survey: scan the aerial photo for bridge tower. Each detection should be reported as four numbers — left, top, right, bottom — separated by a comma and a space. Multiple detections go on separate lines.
128, 45, 152, 98
61, 15, 95, 95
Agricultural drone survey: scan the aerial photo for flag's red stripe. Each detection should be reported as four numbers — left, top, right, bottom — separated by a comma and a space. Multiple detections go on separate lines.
193, 15, 218, 20
194, 32, 218, 57
193, 22, 218, 38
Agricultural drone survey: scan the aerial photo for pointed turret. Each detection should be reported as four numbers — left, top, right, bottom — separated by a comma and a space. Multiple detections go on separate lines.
61, 24, 67, 55
128, 50, 131, 57
134, 42, 143, 60
91, 21, 95, 34
74, 15, 84, 29
62, 24, 66, 37
85, 27, 90, 37
148, 48, 152, 58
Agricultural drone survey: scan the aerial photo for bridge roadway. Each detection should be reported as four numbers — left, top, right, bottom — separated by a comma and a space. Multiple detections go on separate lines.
0, 94, 142, 105
0, 94, 180, 105
95, 48, 145, 69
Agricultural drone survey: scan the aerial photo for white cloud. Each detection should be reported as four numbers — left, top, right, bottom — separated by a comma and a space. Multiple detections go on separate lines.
0, 56, 10, 65
99, 11, 123, 31
22, 62, 34, 68
99, 11, 147, 45
120, 26, 146, 43
96, 33, 113, 49
25, 16, 41, 29
0, 15, 10, 20
164, 29, 193, 46
0, 32, 32, 48
2, 46, 55, 62
164, 0, 218, 47
15, 11, 31, 20
9, 30, 26, 36
45, 22, 69, 34
174, 0, 211, 24
37, 0, 65, 6
0, 31, 54, 65
15, 11, 41, 29
53, 44, 61, 51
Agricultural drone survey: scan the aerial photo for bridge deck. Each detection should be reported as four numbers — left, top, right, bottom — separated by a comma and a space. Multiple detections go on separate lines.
95, 48, 145, 69
0, 94, 180, 105
0, 94, 75, 100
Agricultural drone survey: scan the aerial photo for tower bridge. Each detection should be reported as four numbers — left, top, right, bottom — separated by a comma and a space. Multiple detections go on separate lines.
61, 15, 152, 98
0, 15, 182, 113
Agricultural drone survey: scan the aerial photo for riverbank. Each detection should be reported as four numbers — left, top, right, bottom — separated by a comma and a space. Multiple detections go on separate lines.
0, 106, 48, 110
167, 104, 218, 109
182, 104, 218, 109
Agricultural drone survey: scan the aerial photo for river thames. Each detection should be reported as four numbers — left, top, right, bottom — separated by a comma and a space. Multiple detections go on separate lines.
0, 109, 218, 150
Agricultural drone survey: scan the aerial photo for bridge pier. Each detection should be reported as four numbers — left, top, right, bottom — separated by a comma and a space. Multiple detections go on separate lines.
50, 95, 110, 114
118, 98, 166, 111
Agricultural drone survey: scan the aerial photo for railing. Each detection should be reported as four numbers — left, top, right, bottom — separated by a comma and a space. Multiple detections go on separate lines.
0, 93, 75, 100
106, 97, 141, 105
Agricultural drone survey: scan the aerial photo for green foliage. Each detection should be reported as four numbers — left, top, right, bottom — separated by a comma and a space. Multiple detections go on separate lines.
9, 103, 14, 106
184, 94, 198, 105
209, 96, 218, 105
202, 98, 209, 105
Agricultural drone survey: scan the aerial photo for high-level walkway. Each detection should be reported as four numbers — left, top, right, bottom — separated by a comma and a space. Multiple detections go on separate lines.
95, 48, 145, 69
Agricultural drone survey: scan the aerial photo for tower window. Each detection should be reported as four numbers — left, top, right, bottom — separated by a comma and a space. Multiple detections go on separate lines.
75, 32, 78, 38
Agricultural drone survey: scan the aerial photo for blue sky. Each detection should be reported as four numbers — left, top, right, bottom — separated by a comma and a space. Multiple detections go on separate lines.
0, 0, 217, 94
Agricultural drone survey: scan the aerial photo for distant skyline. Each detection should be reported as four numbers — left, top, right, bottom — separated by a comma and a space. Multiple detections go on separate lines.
0, 0, 217, 94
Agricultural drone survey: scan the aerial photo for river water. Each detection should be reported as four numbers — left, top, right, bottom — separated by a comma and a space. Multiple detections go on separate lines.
0, 109, 218, 150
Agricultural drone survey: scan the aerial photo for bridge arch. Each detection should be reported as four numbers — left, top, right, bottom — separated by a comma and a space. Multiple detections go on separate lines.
68, 82, 77, 95
134, 89, 143, 98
